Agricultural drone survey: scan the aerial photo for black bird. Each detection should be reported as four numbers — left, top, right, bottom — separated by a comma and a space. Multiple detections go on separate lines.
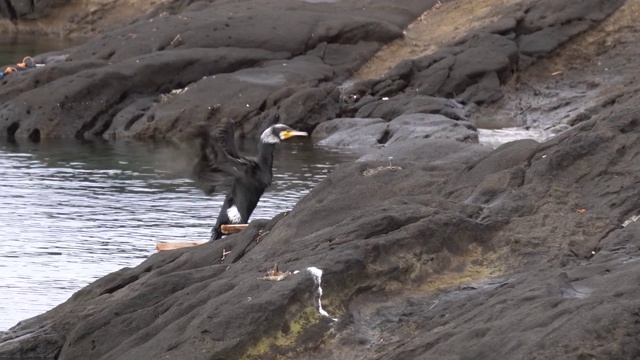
191, 118, 308, 241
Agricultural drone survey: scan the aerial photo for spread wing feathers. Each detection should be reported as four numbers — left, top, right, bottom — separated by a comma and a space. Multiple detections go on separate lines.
190, 119, 260, 195
213, 118, 242, 159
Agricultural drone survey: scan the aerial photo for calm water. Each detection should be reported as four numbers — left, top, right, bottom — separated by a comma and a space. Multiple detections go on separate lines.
0, 35, 83, 65
0, 138, 357, 331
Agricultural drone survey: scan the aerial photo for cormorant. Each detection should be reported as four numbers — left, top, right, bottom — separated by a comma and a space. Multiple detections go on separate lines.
191, 118, 308, 241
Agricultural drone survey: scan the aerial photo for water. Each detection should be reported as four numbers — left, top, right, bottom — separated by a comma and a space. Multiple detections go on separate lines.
0, 35, 83, 65
478, 127, 554, 148
0, 138, 357, 331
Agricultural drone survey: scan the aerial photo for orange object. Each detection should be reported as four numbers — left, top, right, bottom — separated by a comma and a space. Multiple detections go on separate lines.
10, 57, 34, 70
220, 224, 248, 234
4, 66, 17, 73
156, 242, 206, 251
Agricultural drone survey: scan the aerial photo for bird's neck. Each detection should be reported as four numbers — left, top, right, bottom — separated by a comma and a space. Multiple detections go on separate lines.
256, 142, 275, 169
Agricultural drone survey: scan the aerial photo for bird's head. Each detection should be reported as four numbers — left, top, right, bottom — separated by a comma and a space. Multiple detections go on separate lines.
260, 124, 308, 144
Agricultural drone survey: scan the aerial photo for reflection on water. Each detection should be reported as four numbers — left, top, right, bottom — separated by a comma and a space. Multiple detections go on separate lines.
0, 138, 357, 331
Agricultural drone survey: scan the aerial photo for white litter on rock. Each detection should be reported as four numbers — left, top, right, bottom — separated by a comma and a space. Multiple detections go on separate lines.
159, 87, 189, 103
307, 267, 337, 321
170, 87, 188, 95
622, 214, 640, 227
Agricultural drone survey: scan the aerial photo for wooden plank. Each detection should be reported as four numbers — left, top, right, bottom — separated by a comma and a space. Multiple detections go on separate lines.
156, 241, 206, 251
156, 224, 249, 252
221, 224, 249, 234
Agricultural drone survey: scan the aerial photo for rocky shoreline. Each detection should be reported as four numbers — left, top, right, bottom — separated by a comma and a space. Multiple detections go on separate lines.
0, 0, 625, 144
2, 0, 640, 359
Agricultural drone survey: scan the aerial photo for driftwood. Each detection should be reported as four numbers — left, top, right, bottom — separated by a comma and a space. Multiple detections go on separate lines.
220, 224, 248, 234
155, 241, 206, 251
155, 224, 249, 251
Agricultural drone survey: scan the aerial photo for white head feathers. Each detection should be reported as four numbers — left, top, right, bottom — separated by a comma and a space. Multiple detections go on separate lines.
260, 125, 282, 144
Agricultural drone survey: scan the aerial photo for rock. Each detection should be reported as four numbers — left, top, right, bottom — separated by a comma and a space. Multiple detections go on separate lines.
355, 95, 466, 121
349, 32, 519, 106
455, 71, 504, 105
311, 117, 385, 140
0, 0, 161, 37
275, 85, 341, 132
2, 1, 640, 359
314, 118, 387, 148
438, 33, 518, 98
315, 113, 478, 148
471, 0, 640, 136
357, 139, 491, 168
349, 0, 625, 107
0, 0, 434, 141
3, 100, 639, 359
0, 0, 624, 143
387, 113, 478, 145
318, 123, 388, 148
515, 0, 626, 54
2, 48, 289, 140
0, 0, 68, 20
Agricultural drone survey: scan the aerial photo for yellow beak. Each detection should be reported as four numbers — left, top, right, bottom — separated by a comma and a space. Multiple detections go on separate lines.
280, 129, 308, 140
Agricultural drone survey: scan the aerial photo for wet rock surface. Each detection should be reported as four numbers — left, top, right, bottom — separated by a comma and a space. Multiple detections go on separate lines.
2, 0, 640, 360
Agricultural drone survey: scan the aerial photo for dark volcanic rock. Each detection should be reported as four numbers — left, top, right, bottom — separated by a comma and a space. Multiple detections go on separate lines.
354, 95, 466, 121
0, 0, 624, 143
313, 117, 387, 148
315, 113, 478, 148
311, 117, 385, 140
0, 0, 436, 141
387, 113, 478, 144
348, 0, 625, 108
357, 139, 491, 167
2, 48, 288, 140
0, 0, 68, 20
321, 94, 475, 147
2, 1, 640, 360
516, 0, 624, 56
2, 81, 639, 360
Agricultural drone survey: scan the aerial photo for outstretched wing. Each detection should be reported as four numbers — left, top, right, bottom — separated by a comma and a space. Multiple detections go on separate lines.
213, 118, 241, 159
190, 119, 258, 195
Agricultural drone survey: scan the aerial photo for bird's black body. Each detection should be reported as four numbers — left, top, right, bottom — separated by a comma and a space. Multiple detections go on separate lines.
191, 118, 307, 241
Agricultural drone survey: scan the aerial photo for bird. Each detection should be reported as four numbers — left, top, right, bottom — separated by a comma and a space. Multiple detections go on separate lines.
190, 118, 308, 241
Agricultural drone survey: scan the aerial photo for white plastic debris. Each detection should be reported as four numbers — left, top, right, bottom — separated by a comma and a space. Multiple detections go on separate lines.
170, 87, 188, 95
622, 214, 639, 228
307, 267, 337, 321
